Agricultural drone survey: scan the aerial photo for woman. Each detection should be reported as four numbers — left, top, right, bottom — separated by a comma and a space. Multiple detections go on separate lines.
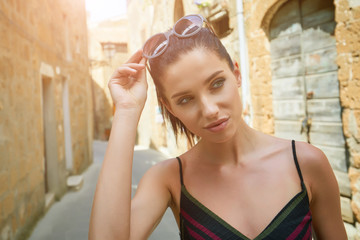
89, 14, 347, 240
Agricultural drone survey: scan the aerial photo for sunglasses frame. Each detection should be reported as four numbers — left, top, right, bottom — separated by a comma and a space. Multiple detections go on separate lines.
142, 14, 216, 59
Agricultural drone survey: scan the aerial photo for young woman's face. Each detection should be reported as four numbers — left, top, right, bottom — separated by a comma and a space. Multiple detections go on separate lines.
161, 49, 242, 143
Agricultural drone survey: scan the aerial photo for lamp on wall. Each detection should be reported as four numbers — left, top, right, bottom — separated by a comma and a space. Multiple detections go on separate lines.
194, 0, 233, 38
101, 42, 116, 62
207, 9, 232, 38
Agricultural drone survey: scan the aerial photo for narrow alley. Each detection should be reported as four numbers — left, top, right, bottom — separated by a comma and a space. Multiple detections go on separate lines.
28, 141, 178, 240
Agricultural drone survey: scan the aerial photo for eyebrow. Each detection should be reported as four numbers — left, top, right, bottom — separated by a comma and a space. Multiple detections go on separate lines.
171, 70, 224, 99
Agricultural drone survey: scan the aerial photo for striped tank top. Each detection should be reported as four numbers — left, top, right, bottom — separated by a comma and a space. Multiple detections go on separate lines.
177, 140, 312, 240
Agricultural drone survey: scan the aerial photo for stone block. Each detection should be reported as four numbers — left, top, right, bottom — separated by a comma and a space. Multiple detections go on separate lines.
349, 0, 360, 8
335, 1, 352, 23
270, 33, 301, 59
274, 120, 308, 142
352, 191, 360, 222
334, 170, 352, 197
273, 99, 305, 120
345, 222, 357, 240
307, 98, 342, 122
352, 56, 360, 80
305, 72, 339, 99
314, 144, 347, 172
310, 122, 345, 148
305, 46, 338, 74
271, 55, 304, 79
351, 6, 360, 19
336, 21, 360, 53
353, 153, 360, 169
343, 109, 360, 141
66, 175, 84, 191
272, 76, 304, 100
343, 196, 355, 223
337, 53, 351, 83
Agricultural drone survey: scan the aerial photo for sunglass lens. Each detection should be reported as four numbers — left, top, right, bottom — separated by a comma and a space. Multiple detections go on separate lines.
143, 33, 168, 58
174, 15, 203, 36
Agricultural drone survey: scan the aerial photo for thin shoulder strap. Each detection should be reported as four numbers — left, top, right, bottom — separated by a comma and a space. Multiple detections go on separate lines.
291, 140, 304, 183
176, 157, 184, 186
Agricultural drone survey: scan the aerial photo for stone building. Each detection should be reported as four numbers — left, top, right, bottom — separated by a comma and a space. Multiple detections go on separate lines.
0, 0, 93, 239
88, 15, 130, 140
125, 0, 360, 237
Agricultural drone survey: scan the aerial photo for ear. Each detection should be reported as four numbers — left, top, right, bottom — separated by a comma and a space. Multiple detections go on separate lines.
160, 97, 176, 116
233, 60, 242, 88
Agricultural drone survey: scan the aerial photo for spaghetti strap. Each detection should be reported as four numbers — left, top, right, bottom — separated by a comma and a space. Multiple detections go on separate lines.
291, 140, 304, 183
176, 157, 184, 186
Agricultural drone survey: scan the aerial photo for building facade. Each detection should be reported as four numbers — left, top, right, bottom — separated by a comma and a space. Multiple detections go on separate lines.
0, 0, 93, 239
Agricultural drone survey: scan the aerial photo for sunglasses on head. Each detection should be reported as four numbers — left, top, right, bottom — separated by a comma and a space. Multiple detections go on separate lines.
142, 14, 216, 59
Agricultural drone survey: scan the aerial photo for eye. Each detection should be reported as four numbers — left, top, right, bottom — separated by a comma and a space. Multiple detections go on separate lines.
211, 78, 225, 89
177, 96, 192, 105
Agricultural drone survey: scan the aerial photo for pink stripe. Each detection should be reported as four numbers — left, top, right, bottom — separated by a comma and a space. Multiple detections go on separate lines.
187, 226, 206, 240
181, 209, 222, 240
302, 224, 312, 240
286, 211, 312, 240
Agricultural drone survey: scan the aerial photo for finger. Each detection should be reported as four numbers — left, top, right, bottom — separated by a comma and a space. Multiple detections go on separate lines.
111, 67, 137, 79
136, 57, 147, 82
125, 49, 143, 64
139, 57, 147, 65
121, 63, 145, 70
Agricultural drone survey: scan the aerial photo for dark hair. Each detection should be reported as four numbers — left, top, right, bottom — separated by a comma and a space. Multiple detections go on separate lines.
148, 27, 234, 147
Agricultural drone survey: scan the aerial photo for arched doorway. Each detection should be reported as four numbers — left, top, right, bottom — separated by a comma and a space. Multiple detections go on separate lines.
269, 0, 347, 173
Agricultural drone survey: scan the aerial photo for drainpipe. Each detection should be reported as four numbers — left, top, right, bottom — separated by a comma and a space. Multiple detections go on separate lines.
236, 0, 252, 126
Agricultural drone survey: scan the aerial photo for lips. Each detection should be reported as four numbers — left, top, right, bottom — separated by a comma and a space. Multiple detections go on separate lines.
204, 118, 229, 132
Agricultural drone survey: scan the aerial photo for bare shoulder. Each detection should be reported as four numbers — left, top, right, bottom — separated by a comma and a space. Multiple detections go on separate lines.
140, 157, 180, 187
293, 141, 337, 200
293, 140, 330, 172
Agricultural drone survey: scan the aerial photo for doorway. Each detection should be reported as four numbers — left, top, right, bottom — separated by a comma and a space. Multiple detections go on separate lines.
269, 0, 347, 172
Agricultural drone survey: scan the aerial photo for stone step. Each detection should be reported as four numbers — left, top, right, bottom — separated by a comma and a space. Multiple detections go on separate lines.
67, 175, 84, 191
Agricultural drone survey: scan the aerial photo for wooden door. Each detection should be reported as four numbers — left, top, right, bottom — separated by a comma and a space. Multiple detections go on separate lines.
270, 0, 347, 172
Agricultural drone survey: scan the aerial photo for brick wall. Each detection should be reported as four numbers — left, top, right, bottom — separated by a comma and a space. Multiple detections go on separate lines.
0, 0, 93, 239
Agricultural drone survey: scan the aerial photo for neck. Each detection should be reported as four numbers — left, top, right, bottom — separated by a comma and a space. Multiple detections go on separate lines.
195, 119, 260, 166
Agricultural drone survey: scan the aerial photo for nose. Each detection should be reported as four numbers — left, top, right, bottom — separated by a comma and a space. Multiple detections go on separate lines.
199, 95, 219, 118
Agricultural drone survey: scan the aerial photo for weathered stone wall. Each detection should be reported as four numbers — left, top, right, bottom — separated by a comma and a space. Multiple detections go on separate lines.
0, 0, 93, 239
242, 0, 360, 237
335, 0, 360, 237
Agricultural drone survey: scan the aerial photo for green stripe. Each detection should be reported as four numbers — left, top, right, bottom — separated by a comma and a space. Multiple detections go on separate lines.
254, 189, 307, 239
182, 186, 250, 239
182, 184, 308, 240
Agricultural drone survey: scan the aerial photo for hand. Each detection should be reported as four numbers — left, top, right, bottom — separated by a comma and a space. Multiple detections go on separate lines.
108, 49, 147, 113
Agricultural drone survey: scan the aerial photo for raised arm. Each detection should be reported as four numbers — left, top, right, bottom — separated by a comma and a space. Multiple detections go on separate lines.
89, 50, 170, 240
